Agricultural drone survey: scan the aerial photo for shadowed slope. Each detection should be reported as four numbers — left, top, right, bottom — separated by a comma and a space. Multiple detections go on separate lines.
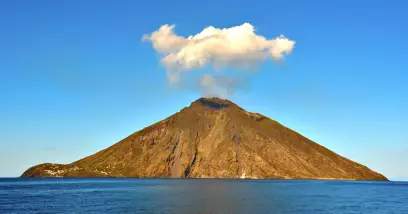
21, 98, 388, 181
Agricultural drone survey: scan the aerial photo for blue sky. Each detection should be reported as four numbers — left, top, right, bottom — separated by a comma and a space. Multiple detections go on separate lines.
1, 0, 407, 180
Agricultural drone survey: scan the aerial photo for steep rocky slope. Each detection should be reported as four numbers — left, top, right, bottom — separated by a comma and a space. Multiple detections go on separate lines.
21, 98, 388, 180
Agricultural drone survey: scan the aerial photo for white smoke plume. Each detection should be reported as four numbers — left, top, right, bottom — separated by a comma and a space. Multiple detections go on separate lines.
143, 23, 295, 98
199, 74, 245, 98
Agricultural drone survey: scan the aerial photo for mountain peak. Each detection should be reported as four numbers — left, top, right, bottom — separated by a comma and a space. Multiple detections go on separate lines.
191, 97, 237, 110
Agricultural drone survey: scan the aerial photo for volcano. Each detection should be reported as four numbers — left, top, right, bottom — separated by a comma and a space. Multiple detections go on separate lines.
22, 97, 387, 180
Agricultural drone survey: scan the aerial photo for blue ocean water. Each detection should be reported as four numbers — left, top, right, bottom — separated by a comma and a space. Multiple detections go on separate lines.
0, 178, 407, 214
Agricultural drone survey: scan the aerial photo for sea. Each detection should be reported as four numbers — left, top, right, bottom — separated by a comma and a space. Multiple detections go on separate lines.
0, 178, 407, 214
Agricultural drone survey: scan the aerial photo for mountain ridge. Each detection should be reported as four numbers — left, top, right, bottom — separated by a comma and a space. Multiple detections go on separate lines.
21, 97, 388, 181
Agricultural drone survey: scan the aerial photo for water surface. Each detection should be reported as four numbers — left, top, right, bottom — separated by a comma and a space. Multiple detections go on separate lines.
0, 178, 407, 213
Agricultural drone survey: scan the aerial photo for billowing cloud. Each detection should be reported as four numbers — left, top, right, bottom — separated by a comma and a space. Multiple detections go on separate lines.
143, 23, 295, 97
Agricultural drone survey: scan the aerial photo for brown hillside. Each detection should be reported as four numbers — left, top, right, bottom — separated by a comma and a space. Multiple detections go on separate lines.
21, 97, 388, 181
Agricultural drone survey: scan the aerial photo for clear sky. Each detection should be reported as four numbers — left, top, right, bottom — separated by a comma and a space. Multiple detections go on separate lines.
1, 0, 407, 180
